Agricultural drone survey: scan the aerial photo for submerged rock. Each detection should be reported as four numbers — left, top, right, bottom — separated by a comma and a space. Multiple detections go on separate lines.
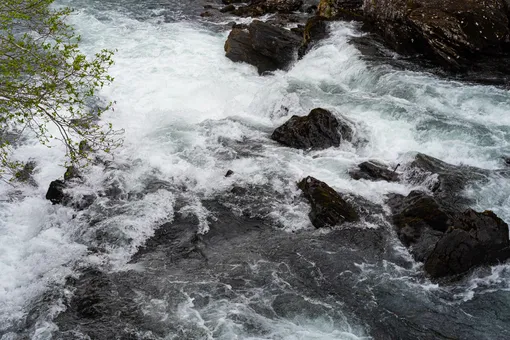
425, 210, 510, 278
298, 176, 359, 228
224, 20, 301, 74
271, 108, 352, 149
363, 0, 510, 71
349, 160, 399, 182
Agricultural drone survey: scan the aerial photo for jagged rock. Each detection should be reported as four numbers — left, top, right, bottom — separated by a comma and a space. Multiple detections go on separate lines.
298, 176, 359, 228
233, 0, 303, 17
390, 190, 450, 240
406, 153, 487, 211
388, 189, 510, 278
224, 20, 301, 74
271, 108, 351, 149
363, 0, 510, 70
46, 180, 67, 205
388, 190, 451, 262
425, 209, 510, 278
349, 160, 399, 182
318, 0, 363, 19
225, 170, 234, 177
298, 15, 328, 58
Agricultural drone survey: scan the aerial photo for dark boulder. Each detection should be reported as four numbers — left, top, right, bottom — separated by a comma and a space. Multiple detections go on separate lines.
225, 20, 301, 74
220, 4, 236, 12
349, 160, 399, 182
425, 209, 510, 278
318, 0, 364, 19
298, 176, 359, 228
46, 180, 67, 205
271, 108, 352, 149
363, 0, 510, 70
406, 153, 488, 211
298, 15, 329, 58
388, 190, 451, 262
233, 0, 304, 17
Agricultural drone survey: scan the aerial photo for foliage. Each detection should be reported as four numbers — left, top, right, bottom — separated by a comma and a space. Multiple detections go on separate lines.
0, 0, 122, 179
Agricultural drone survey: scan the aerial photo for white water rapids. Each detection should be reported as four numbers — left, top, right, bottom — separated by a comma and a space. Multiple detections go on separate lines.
1, 1, 510, 339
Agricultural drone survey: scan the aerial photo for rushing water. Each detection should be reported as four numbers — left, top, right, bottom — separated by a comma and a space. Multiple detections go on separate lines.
2, 0, 510, 339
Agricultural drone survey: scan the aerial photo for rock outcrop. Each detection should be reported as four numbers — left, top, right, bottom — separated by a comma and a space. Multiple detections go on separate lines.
233, 0, 304, 17
425, 210, 510, 278
298, 15, 329, 58
363, 0, 510, 70
225, 20, 301, 74
271, 108, 352, 149
298, 176, 359, 228
388, 189, 510, 278
318, 0, 363, 19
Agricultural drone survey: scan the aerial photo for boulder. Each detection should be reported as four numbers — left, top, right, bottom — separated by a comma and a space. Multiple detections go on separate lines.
363, 0, 510, 70
46, 180, 67, 205
349, 160, 399, 182
406, 153, 487, 211
298, 15, 329, 58
425, 209, 510, 278
233, 0, 303, 17
220, 4, 236, 12
318, 0, 363, 19
271, 108, 352, 149
388, 191, 450, 261
224, 20, 301, 74
298, 176, 359, 228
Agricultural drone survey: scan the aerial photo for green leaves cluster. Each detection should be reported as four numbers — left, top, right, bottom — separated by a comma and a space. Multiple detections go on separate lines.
0, 0, 122, 180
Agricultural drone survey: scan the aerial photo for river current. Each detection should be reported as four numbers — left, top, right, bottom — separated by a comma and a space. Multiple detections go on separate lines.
2, 1, 510, 339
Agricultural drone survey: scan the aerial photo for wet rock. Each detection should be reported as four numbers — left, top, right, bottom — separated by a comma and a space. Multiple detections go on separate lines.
425, 209, 510, 278
45, 180, 67, 205
298, 15, 328, 58
363, 0, 510, 71
220, 4, 236, 12
233, 0, 304, 17
406, 153, 487, 211
200, 11, 213, 17
298, 176, 359, 228
224, 20, 301, 74
271, 108, 351, 150
390, 190, 450, 241
225, 170, 234, 177
318, 0, 363, 19
349, 160, 399, 182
